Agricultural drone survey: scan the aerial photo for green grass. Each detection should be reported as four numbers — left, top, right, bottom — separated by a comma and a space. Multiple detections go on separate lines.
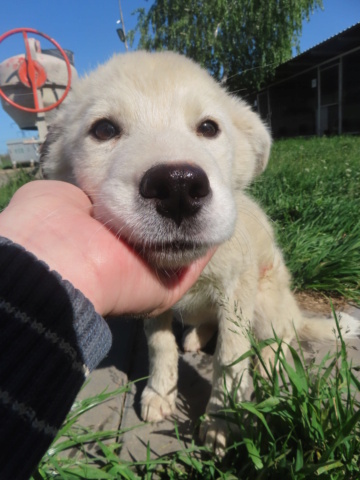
249, 136, 360, 303
220, 314, 360, 479
0, 154, 12, 169
0, 169, 36, 210
2, 136, 360, 478
31, 385, 140, 480
31, 314, 360, 479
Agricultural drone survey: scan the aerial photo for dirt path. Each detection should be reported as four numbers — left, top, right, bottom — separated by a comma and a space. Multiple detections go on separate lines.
295, 290, 352, 315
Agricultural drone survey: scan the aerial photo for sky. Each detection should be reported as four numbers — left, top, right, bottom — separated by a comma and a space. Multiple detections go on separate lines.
0, 0, 359, 153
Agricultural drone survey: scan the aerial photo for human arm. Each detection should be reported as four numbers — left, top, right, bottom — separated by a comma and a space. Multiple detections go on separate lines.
0, 180, 214, 318
0, 180, 214, 479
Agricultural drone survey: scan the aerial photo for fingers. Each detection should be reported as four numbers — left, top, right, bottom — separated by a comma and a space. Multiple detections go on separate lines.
2, 181, 216, 318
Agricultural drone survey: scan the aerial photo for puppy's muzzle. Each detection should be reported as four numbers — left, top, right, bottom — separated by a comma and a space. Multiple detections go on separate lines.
140, 163, 211, 227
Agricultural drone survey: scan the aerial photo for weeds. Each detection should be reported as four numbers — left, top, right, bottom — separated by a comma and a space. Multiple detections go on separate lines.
31, 313, 360, 479
31, 385, 140, 480
220, 313, 360, 479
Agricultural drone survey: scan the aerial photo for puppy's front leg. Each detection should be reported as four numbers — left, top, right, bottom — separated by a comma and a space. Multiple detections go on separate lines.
141, 311, 178, 422
201, 301, 253, 456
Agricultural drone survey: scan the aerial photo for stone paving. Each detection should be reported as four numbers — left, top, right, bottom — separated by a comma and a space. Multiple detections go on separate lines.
75, 304, 360, 462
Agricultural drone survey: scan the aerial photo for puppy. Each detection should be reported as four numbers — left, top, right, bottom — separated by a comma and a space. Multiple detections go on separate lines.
41, 51, 358, 455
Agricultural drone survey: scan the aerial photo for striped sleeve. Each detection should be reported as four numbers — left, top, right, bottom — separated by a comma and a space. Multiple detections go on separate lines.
0, 237, 112, 480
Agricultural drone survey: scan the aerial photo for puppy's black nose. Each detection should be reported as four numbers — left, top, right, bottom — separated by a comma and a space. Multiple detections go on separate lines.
140, 163, 211, 226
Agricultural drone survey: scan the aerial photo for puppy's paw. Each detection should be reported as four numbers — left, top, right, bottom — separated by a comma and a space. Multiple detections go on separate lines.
183, 327, 202, 352
199, 415, 228, 458
141, 386, 176, 422
182, 324, 216, 352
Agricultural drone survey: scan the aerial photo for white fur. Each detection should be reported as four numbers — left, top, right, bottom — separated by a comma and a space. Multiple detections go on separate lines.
41, 51, 359, 456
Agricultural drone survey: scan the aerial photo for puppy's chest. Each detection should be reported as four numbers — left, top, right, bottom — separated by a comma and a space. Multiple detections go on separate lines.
174, 271, 223, 317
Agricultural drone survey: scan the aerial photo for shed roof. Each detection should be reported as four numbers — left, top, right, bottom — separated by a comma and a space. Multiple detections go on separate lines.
272, 22, 360, 83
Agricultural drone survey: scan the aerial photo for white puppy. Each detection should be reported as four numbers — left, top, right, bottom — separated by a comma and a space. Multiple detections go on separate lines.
41, 51, 358, 455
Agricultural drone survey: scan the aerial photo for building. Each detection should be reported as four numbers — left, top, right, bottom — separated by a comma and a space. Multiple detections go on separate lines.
253, 23, 360, 138
6, 138, 41, 167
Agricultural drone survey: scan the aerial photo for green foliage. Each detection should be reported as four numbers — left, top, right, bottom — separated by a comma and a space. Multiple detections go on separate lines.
130, 0, 323, 93
249, 136, 360, 302
0, 154, 11, 169
0, 169, 35, 210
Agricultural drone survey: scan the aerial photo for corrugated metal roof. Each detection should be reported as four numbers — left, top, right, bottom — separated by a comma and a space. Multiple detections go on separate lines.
268, 22, 360, 85
294, 21, 360, 60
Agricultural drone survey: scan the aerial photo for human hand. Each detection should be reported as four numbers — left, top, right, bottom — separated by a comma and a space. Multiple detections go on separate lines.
0, 180, 215, 317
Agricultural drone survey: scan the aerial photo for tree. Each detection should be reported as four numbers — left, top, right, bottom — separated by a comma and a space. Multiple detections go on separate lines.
130, 0, 323, 95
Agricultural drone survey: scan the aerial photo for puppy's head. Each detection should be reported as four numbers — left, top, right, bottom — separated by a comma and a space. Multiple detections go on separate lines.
41, 51, 271, 268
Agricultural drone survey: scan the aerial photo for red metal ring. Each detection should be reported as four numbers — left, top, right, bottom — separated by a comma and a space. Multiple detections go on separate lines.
0, 27, 72, 113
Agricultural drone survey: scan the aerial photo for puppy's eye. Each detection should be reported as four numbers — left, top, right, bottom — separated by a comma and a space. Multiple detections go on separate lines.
197, 119, 220, 138
90, 119, 120, 141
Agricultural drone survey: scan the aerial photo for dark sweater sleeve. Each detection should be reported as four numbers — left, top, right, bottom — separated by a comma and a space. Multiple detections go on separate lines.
0, 237, 112, 480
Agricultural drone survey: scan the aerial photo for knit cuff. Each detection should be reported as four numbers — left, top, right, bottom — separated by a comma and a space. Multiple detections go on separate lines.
0, 236, 113, 479
0, 236, 112, 374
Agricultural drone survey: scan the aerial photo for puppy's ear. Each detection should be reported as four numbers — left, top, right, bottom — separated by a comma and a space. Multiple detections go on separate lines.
227, 95, 272, 181
245, 111, 271, 176
40, 125, 63, 178
40, 121, 75, 182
